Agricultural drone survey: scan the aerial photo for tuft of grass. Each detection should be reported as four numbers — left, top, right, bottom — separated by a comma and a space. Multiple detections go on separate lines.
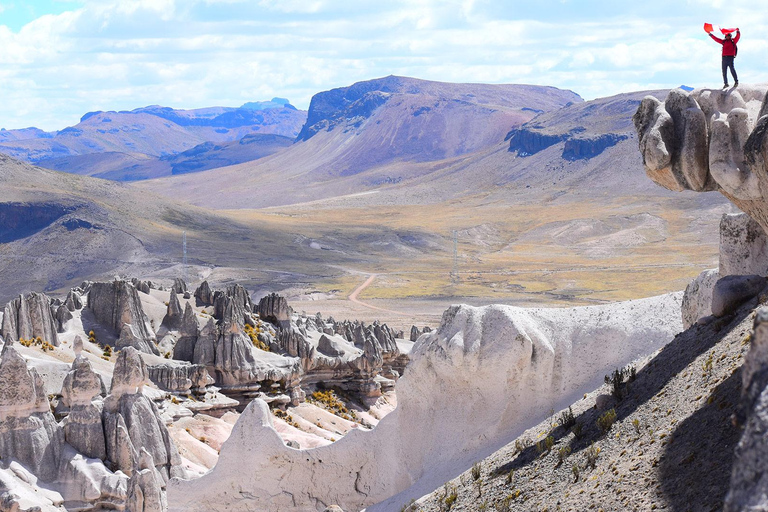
605, 365, 636, 400
556, 446, 572, 467
571, 421, 584, 439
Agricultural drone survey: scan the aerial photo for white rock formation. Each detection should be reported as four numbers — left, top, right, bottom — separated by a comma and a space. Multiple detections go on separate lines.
168, 293, 682, 511
681, 212, 768, 328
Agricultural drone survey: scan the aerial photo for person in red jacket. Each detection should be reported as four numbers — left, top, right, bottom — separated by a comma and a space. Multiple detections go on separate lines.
709, 29, 740, 88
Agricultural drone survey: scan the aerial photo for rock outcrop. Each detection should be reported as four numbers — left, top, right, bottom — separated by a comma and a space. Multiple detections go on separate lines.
711, 275, 767, 317
103, 347, 182, 479
172, 303, 199, 362
60, 352, 107, 460
257, 293, 293, 329
681, 212, 768, 328
193, 281, 214, 306
726, 307, 768, 510
147, 363, 213, 394
168, 293, 683, 512
88, 280, 157, 353
1, 292, 59, 345
634, 85, 768, 231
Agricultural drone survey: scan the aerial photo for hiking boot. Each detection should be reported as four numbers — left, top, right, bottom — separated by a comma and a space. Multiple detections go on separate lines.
723, 83, 729, 89
735, 81, 739, 87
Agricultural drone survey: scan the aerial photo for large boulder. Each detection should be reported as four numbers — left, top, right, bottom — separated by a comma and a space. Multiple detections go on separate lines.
711, 274, 767, 317
147, 363, 212, 394
1, 292, 59, 345
88, 280, 156, 349
720, 212, 768, 276
681, 268, 719, 329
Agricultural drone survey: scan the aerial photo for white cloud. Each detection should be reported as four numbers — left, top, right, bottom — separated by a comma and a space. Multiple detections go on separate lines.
1, 0, 767, 130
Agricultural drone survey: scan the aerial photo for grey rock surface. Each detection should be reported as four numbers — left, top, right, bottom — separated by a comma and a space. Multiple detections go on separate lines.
681, 268, 719, 329
711, 275, 767, 317
193, 280, 214, 306
257, 293, 293, 329
635, 85, 768, 231
720, 213, 768, 277
1, 292, 59, 345
117, 323, 160, 356
88, 280, 156, 349
317, 334, 345, 357
726, 308, 768, 510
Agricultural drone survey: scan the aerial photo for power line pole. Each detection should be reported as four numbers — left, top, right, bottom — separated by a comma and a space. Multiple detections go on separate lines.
451, 230, 459, 284
182, 231, 188, 283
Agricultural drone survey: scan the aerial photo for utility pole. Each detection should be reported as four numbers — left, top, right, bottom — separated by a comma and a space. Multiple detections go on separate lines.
182, 231, 188, 283
451, 230, 459, 284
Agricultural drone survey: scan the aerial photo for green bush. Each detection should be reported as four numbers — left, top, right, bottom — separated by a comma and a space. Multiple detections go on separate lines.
597, 408, 617, 433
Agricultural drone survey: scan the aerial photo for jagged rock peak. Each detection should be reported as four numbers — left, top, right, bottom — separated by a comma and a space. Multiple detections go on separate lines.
257, 293, 293, 329
88, 280, 156, 344
117, 323, 161, 356
194, 280, 214, 306
161, 290, 184, 331
172, 277, 187, 295
1, 291, 59, 346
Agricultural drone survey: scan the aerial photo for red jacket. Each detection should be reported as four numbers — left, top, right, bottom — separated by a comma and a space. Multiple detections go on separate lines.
710, 31, 740, 57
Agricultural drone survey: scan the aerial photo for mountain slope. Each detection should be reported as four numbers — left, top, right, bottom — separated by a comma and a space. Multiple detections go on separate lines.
37, 133, 294, 181
138, 76, 583, 209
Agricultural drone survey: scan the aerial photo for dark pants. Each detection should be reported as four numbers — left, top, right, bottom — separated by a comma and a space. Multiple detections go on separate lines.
722, 56, 738, 85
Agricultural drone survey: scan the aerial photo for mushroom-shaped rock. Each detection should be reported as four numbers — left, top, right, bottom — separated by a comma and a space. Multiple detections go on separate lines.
0, 347, 64, 481
160, 292, 183, 332
634, 85, 768, 232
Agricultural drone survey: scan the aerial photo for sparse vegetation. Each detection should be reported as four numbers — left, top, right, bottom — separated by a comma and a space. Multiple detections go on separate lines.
514, 438, 531, 454
585, 443, 600, 469
571, 421, 584, 439
307, 389, 358, 422
18, 337, 55, 352
597, 408, 617, 433
558, 406, 576, 429
571, 463, 580, 482
536, 435, 555, 455
556, 446, 571, 466
438, 483, 458, 510
244, 323, 270, 351
471, 461, 482, 481
605, 365, 636, 400
273, 409, 301, 429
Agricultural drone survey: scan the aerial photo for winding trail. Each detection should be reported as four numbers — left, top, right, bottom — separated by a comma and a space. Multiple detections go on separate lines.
347, 274, 407, 316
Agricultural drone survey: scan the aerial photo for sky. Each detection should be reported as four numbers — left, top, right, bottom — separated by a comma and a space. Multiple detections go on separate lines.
1, 0, 767, 131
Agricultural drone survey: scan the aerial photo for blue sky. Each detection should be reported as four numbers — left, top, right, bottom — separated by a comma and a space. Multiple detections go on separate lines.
1, 0, 767, 130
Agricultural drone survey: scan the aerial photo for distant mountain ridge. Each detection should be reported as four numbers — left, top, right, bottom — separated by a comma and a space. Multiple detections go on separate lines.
0, 100, 306, 181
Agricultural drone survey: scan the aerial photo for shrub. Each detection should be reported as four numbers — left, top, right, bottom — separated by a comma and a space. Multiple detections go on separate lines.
571, 422, 584, 439
514, 438, 531, 454
537, 435, 555, 455
308, 390, 357, 422
471, 462, 482, 481
597, 409, 617, 433
571, 463, 580, 482
559, 407, 576, 429
605, 365, 636, 400
556, 446, 572, 466
585, 443, 600, 469
244, 324, 270, 352
632, 418, 641, 434
505, 469, 515, 485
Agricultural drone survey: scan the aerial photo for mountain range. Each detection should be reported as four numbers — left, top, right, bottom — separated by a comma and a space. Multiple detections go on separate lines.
0, 76, 733, 309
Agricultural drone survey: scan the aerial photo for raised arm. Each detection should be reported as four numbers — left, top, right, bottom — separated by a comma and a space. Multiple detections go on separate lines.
734, 30, 741, 43
709, 32, 724, 44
